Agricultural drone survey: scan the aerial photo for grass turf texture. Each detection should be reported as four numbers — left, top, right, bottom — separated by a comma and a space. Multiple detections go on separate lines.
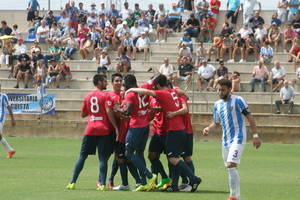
0, 137, 299, 200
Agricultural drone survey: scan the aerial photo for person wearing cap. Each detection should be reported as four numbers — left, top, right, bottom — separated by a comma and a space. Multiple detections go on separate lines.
112, 20, 130, 50
238, 21, 253, 39
133, 32, 150, 60
225, 0, 241, 30
197, 59, 216, 91
90, 2, 98, 14
229, 33, 246, 63
283, 24, 296, 53
184, 13, 200, 38
209, 0, 221, 19
120, 2, 133, 20
201, 11, 217, 42
268, 22, 282, 52
249, 10, 265, 30
287, 0, 300, 22
241, 0, 261, 23
195, 0, 209, 24
167, 2, 182, 32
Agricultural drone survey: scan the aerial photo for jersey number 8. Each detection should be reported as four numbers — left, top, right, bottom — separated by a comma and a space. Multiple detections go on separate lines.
90, 96, 99, 113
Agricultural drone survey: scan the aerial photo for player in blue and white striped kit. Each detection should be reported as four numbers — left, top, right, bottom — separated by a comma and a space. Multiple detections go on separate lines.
203, 79, 261, 200
0, 84, 16, 158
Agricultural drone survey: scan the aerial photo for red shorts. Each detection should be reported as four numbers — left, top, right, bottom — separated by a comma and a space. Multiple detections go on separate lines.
291, 46, 300, 56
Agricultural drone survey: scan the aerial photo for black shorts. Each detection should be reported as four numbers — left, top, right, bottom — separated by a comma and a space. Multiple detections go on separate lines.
148, 134, 166, 154
182, 134, 193, 157
226, 10, 239, 24
27, 11, 35, 21
125, 126, 149, 151
80, 134, 114, 156
165, 130, 187, 158
272, 78, 283, 85
115, 141, 126, 159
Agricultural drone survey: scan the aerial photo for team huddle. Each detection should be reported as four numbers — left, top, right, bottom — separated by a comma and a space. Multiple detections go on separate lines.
66, 73, 261, 200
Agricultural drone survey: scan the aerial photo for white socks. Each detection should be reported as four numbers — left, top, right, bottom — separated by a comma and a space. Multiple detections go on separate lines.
227, 167, 240, 199
0, 137, 13, 152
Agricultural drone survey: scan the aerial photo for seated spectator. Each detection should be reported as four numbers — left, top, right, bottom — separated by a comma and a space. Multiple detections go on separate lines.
133, 3, 142, 20
254, 23, 267, 45
195, 0, 209, 24
11, 24, 22, 42
87, 12, 98, 27
0, 20, 12, 36
112, 21, 130, 50
130, 21, 143, 45
207, 35, 223, 61
46, 23, 62, 47
138, 12, 151, 32
268, 61, 286, 92
98, 13, 107, 31
125, 13, 135, 29
250, 60, 269, 92
10, 38, 27, 74
62, 32, 78, 60
116, 50, 131, 74
245, 33, 260, 61
275, 81, 295, 114
57, 61, 72, 88
77, 22, 89, 48
108, 3, 120, 19
44, 10, 57, 28
46, 59, 61, 88
213, 60, 228, 88
220, 22, 234, 36
30, 40, 42, 57
277, 0, 288, 25
93, 34, 109, 61
159, 57, 175, 81
62, 22, 76, 39
184, 13, 200, 38
175, 56, 194, 90
200, 12, 217, 42
283, 24, 296, 53
270, 12, 282, 26
133, 32, 150, 60
238, 21, 253, 39
167, 3, 182, 32
260, 41, 274, 64
36, 20, 49, 43
33, 59, 47, 85
58, 11, 69, 33
14, 58, 32, 88
155, 14, 168, 43
177, 43, 192, 64
31, 48, 44, 68
209, 0, 221, 20
146, 4, 156, 25
229, 33, 246, 63
0, 39, 14, 68
98, 49, 111, 74
79, 34, 93, 60
197, 59, 216, 91
249, 11, 265, 30
195, 42, 207, 67
28, 11, 42, 34
220, 34, 233, 62
292, 11, 300, 29
118, 32, 134, 59
155, 4, 166, 23
178, 32, 193, 52
44, 40, 62, 63
268, 22, 282, 52
103, 21, 114, 43
230, 71, 241, 92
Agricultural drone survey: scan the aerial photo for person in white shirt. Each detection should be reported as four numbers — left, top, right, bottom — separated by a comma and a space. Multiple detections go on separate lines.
254, 23, 267, 45
98, 2, 108, 17
238, 22, 253, 39
112, 21, 130, 50
159, 57, 175, 81
197, 60, 216, 91
242, 0, 261, 22
46, 23, 62, 47
133, 32, 150, 60
36, 20, 49, 43
120, 2, 133, 20
275, 80, 295, 114
130, 21, 143, 45
277, 0, 288, 23
268, 61, 286, 92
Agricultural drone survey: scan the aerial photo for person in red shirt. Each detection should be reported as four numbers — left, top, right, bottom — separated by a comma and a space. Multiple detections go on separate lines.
126, 75, 201, 192
66, 74, 119, 191
201, 12, 217, 42
114, 74, 157, 192
209, 0, 221, 19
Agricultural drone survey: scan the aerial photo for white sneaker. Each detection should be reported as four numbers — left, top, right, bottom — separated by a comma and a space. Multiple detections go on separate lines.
155, 39, 159, 43
239, 59, 244, 63
179, 184, 192, 192
113, 185, 130, 191
160, 40, 166, 43
228, 59, 234, 63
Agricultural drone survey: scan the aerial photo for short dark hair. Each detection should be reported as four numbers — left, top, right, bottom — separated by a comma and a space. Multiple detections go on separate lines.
166, 80, 173, 88
124, 74, 138, 90
93, 74, 107, 86
1, 21, 7, 25
111, 73, 123, 82
217, 78, 232, 88
153, 74, 168, 87
233, 71, 240, 76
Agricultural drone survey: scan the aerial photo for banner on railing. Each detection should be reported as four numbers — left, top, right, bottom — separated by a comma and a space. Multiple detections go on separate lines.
7, 94, 56, 115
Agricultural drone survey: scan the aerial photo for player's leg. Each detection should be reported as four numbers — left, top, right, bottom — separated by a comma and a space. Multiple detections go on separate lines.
113, 142, 130, 190
108, 133, 119, 189
0, 124, 16, 158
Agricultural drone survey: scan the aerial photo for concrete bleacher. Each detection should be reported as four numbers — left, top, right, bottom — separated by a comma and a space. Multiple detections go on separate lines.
1, 10, 300, 143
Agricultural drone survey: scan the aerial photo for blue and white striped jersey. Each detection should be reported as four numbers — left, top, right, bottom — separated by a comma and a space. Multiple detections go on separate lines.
0, 93, 10, 123
213, 95, 248, 147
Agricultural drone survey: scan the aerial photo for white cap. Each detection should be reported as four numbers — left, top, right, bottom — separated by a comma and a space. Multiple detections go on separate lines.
122, 21, 128, 25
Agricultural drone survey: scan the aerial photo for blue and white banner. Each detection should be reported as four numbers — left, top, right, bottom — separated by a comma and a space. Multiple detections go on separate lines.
7, 94, 56, 115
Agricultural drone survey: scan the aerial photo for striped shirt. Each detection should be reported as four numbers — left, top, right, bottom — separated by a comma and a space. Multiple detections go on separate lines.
0, 94, 9, 123
213, 95, 248, 147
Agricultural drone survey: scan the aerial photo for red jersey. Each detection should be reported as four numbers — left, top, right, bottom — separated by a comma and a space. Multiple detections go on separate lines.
154, 89, 185, 131
124, 91, 149, 128
149, 97, 168, 135
81, 90, 111, 136
140, 80, 154, 90
179, 94, 193, 134
210, 0, 221, 14
203, 17, 217, 29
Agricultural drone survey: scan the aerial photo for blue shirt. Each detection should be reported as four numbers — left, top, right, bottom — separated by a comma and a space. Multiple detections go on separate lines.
168, 8, 181, 19
227, 0, 240, 11
28, 0, 39, 11
0, 94, 9, 123
213, 95, 248, 147
289, 0, 300, 14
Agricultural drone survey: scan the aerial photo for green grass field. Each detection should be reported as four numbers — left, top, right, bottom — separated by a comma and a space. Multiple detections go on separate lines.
0, 137, 299, 200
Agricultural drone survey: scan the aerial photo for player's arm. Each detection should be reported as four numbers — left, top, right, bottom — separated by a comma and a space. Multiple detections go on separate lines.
175, 88, 189, 100
166, 102, 188, 118
7, 105, 15, 127
81, 98, 88, 118
106, 107, 119, 140
126, 88, 156, 97
114, 103, 133, 116
203, 122, 219, 135
245, 112, 261, 149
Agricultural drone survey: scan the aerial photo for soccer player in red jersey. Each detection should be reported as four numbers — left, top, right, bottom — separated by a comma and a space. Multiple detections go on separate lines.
66, 74, 119, 191
114, 74, 157, 191
126, 74, 201, 192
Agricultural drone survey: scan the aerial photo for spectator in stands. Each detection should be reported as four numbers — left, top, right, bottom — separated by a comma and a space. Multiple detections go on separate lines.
220, 22, 234, 36
195, 42, 207, 67
62, 22, 76, 39
133, 32, 150, 60
197, 59, 216, 91
44, 10, 57, 28
225, 0, 241, 30
268, 61, 286, 92
45, 40, 62, 63
209, 0, 221, 19
230, 71, 241, 92
14, 57, 31, 88
93, 33, 108, 61
184, 13, 199, 38
207, 35, 223, 61
250, 60, 269, 92
167, 3, 182, 32
62, 32, 78, 60
159, 57, 175, 81
87, 12, 98, 27
28, 11, 43, 34
30, 40, 42, 57
36, 20, 49, 43
220, 34, 233, 62
98, 2, 108, 17
0, 21, 12, 36
287, 0, 300, 22
46, 23, 62, 47
242, 0, 261, 22
275, 80, 295, 114
249, 11, 265, 30
277, 0, 288, 25
239, 21, 253, 40
146, 4, 156, 25
46, 59, 60, 88
229, 33, 246, 63
290, 31, 300, 71
260, 41, 274, 64
213, 60, 229, 89
33, 59, 47, 85
120, 2, 133, 20
27, 0, 40, 26
78, 2, 88, 23
77, 22, 89, 48
115, 50, 131, 74
118, 32, 134, 59
179, 32, 193, 52
31, 48, 44, 69
175, 56, 194, 90
103, 21, 114, 43
268, 22, 282, 52
283, 24, 296, 53
89, 3, 98, 14
271, 12, 282, 26
10, 38, 27, 70
57, 61, 72, 88
291, 11, 300, 29
98, 49, 111, 75
0, 39, 13, 68
133, 3, 142, 20
112, 21, 130, 50
58, 11, 69, 32
201, 12, 217, 42
79, 34, 93, 60
138, 12, 151, 32
155, 14, 168, 43
254, 23, 267, 45
108, 3, 120, 19
155, 4, 166, 22
11, 24, 22, 42
195, 0, 209, 24
245, 33, 260, 61
177, 43, 192, 64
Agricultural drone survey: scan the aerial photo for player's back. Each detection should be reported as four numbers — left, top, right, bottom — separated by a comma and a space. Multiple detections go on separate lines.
0, 93, 9, 123
178, 94, 193, 134
82, 90, 111, 136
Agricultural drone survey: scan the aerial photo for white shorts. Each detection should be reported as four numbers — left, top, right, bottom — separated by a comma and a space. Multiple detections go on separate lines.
222, 143, 245, 166
0, 122, 3, 134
